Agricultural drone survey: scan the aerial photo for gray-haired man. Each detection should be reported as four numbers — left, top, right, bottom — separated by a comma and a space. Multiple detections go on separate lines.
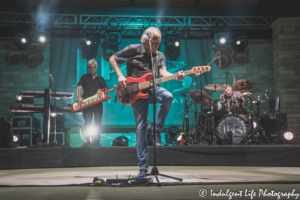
109, 27, 185, 176
77, 59, 107, 146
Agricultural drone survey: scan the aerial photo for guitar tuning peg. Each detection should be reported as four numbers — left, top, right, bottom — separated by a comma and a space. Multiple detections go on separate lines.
199, 64, 202, 66
203, 63, 206, 66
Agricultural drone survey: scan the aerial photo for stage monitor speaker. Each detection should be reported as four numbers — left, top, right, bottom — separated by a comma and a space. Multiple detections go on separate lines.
0, 118, 12, 148
49, 132, 65, 145
260, 113, 287, 144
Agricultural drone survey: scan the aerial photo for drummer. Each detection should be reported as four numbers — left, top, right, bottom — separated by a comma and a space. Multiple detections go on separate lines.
220, 84, 245, 105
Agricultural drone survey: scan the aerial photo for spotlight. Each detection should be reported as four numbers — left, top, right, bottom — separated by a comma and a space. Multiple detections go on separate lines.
176, 134, 182, 141
51, 113, 57, 117
13, 135, 19, 143
39, 36, 46, 43
284, 132, 294, 141
36, 32, 50, 44
112, 136, 129, 146
166, 29, 181, 52
232, 35, 248, 52
253, 122, 257, 129
14, 33, 31, 49
82, 35, 100, 50
16, 95, 22, 101
214, 32, 230, 48
220, 38, 226, 44
87, 126, 98, 136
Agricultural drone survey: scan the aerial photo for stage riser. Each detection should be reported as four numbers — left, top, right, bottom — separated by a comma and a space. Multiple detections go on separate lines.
0, 146, 299, 169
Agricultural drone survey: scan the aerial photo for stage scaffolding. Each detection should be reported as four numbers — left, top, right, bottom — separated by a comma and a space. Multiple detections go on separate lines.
0, 12, 272, 36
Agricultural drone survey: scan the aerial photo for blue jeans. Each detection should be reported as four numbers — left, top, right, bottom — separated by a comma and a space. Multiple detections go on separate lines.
131, 86, 173, 170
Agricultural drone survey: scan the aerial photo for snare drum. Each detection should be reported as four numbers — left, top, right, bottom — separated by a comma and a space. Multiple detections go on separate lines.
216, 114, 248, 145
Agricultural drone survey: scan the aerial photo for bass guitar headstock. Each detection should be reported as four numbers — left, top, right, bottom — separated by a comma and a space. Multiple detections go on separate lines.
191, 65, 211, 76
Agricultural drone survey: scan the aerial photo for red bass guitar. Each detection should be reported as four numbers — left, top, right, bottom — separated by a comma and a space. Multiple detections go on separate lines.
117, 66, 211, 105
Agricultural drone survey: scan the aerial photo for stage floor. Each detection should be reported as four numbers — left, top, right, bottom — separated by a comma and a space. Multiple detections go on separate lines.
0, 166, 299, 200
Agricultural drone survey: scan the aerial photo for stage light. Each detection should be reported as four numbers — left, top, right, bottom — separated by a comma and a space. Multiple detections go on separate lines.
51, 113, 57, 117
176, 134, 182, 141
165, 29, 181, 52
106, 22, 122, 45
82, 35, 100, 50
16, 95, 22, 101
87, 126, 97, 136
253, 122, 257, 129
13, 135, 19, 142
284, 132, 294, 140
112, 136, 129, 146
214, 33, 230, 48
39, 36, 46, 42
232, 35, 248, 52
14, 33, 31, 49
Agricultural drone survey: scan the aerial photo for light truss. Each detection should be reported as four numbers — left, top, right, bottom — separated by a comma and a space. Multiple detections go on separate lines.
0, 12, 272, 30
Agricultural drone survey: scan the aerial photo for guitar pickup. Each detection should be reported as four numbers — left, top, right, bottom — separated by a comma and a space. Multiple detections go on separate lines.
133, 84, 138, 92
118, 88, 123, 97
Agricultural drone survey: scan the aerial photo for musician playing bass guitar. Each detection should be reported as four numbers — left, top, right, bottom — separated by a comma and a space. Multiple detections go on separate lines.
109, 27, 185, 177
77, 59, 107, 147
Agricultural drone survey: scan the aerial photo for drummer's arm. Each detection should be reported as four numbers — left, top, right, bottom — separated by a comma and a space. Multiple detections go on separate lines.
238, 93, 245, 105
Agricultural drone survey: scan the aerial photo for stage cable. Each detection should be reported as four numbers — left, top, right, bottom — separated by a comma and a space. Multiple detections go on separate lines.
208, 51, 221, 68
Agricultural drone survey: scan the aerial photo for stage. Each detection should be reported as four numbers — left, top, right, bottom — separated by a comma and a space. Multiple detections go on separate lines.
1, 145, 299, 170
0, 165, 299, 200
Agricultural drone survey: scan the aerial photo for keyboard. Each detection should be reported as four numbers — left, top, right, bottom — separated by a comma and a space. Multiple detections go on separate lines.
10, 103, 74, 113
21, 90, 74, 98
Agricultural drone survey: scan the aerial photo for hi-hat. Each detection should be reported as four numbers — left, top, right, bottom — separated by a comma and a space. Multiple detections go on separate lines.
204, 84, 226, 91
232, 79, 255, 91
189, 90, 213, 106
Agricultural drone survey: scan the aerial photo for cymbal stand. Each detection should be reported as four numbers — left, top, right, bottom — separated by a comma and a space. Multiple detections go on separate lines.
206, 90, 215, 144
181, 93, 190, 134
196, 73, 210, 145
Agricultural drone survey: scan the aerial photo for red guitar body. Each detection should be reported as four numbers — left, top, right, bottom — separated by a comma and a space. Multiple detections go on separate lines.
117, 73, 153, 105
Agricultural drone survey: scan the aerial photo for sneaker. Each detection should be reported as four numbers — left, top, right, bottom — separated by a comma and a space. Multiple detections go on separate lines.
138, 169, 148, 177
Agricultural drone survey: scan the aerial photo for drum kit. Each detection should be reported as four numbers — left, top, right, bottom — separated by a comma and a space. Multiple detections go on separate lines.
178, 79, 271, 145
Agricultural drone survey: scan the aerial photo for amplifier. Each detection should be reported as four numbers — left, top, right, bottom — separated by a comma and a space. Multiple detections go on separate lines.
12, 116, 32, 128
49, 132, 65, 145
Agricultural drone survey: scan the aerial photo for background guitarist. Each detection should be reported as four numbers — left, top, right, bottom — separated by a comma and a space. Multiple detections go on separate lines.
109, 27, 185, 176
77, 59, 107, 147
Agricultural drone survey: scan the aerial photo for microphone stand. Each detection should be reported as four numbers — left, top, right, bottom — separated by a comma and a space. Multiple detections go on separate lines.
145, 33, 182, 185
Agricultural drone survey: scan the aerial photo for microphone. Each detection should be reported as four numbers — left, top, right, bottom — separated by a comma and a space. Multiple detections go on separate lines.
147, 32, 152, 39
258, 89, 268, 97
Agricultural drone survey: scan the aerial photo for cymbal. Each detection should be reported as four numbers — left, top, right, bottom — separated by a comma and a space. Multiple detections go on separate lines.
204, 84, 226, 91
232, 79, 255, 91
189, 90, 213, 106
251, 99, 269, 104
242, 91, 253, 96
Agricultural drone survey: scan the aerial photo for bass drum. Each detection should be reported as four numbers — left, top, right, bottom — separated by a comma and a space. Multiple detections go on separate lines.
216, 115, 248, 145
